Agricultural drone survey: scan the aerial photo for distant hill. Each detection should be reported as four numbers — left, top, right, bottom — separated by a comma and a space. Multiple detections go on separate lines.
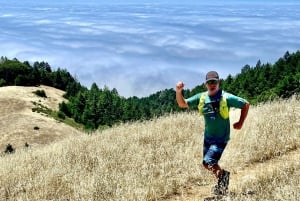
0, 85, 83, 151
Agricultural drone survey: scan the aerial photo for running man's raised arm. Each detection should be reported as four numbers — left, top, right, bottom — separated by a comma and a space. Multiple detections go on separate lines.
176, 81, 189, 108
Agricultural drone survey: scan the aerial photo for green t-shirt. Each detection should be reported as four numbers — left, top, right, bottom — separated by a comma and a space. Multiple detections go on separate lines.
186, 89, 247, 142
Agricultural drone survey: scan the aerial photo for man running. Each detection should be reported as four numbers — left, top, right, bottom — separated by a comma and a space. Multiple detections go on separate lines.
176, 71, 250, 195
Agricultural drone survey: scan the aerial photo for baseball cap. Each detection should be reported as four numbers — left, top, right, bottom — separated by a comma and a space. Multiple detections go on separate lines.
206, 71, 219, 82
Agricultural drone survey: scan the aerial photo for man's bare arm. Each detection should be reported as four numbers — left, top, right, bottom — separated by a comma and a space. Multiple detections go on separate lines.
176, 81, 189, 108
233, 102, 250, 130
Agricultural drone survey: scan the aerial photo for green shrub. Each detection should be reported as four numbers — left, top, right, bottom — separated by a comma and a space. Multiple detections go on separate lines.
57, 111, 66, 120
33, 90, 47, 98
0, 78, 6, 87
4, 144, 15, 154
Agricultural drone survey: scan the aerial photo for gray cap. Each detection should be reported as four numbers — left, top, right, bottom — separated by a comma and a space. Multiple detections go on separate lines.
206, 71, 219, 81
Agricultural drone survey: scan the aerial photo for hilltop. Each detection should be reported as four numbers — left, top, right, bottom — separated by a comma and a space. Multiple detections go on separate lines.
0, 85, 83, 151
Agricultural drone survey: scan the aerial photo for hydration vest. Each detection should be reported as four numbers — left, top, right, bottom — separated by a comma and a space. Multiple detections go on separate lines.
198, 91, 229, 119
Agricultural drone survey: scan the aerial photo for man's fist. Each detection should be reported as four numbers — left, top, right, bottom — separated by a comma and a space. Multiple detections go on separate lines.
176, 81, 185, 91
233, 121, 243, 130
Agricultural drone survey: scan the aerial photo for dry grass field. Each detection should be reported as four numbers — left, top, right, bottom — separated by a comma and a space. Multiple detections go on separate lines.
0, 86, 299, 201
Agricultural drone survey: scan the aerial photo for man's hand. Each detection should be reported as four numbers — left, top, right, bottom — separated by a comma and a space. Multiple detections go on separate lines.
233, 121, 243, 130
176, 81, 185, 92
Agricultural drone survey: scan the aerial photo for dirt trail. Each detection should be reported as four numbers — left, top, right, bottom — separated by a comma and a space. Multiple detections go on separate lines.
163, 149, 299, 201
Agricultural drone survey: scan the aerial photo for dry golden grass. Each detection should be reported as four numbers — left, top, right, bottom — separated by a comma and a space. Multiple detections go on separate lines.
0, 85, 83, 151
0, 87, 299, 201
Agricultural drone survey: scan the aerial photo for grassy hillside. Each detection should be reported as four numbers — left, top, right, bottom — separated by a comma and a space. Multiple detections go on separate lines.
0, 85, 83, 151
0, 87, 299, 200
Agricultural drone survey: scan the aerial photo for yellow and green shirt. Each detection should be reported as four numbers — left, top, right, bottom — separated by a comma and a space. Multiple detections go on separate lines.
186, 89, 247, 142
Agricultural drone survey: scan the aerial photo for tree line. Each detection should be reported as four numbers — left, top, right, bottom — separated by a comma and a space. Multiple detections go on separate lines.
1, 50, 299, 130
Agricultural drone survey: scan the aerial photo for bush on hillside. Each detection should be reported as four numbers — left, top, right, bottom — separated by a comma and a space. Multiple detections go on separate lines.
33, 90, 47, 98
57, 111, 66, 120
4, 144, 15, 154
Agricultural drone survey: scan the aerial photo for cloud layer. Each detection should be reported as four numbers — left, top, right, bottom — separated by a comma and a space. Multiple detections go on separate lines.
1, 2, 300, 97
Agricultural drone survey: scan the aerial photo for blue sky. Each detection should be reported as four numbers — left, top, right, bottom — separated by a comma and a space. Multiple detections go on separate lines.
1, 0, 300, 97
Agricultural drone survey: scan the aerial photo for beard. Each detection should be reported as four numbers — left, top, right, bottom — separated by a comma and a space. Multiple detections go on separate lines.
208, 86, 219, 96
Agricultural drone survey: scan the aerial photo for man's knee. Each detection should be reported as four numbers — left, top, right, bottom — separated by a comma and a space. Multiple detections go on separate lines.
203, 160, 222, 177
202, 160, 210, 169
202, 160, 217, 170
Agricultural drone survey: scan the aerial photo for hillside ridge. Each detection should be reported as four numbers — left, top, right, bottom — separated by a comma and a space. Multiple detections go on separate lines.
0, 85, 83, 151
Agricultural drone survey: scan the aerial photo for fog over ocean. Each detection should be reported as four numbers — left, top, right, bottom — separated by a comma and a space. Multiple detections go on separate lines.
1, 1, 300, 97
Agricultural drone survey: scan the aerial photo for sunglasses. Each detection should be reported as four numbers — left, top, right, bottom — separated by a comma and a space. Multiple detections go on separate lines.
206, 80, 218, 85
